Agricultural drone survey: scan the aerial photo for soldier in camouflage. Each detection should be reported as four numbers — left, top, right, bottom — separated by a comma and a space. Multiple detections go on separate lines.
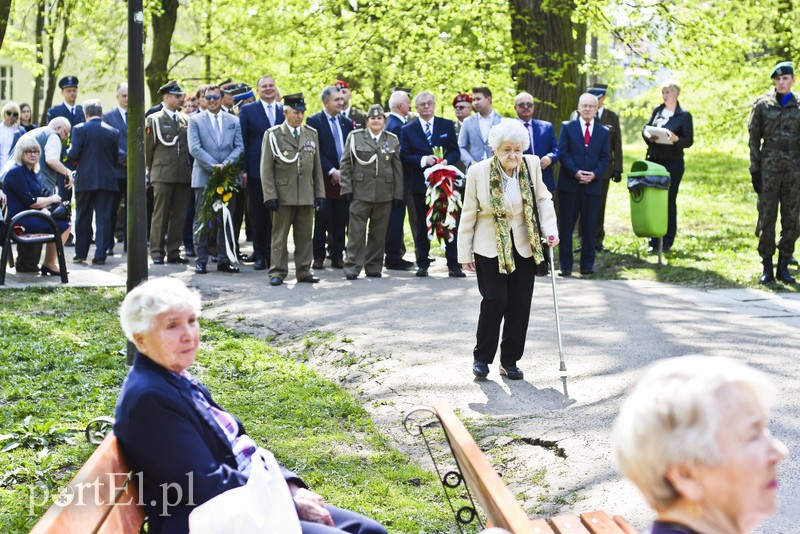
748, 61, 800, 284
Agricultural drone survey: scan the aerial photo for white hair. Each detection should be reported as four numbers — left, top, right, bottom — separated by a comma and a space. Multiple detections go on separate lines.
47, 116, 71, 131
119, 277, 202, 342
488, 118, 530, 151
388, 91, 409, 112
613, 356, 774, 510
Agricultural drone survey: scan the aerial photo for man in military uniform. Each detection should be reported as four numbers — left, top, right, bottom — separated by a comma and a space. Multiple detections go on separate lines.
452, 93, 473, 138
260, 93, 325, 286
336, 80, 368, 129
749, 61, 800, 284
340, 105, 403, 279
146, 81, 192, 264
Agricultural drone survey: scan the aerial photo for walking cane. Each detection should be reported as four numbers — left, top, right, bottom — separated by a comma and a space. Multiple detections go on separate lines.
547, 246, 567, 373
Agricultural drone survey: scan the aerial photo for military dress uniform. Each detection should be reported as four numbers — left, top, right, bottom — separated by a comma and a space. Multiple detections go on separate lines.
260, 115, 325, 283
748, 62, 800, 283
146, 84, 192, 263
340, 106, 403, 278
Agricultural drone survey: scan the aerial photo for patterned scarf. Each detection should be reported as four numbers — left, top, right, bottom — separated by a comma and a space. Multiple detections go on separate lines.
489, 156, 544, 274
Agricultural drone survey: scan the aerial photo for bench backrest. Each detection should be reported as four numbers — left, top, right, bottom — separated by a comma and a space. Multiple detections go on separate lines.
30, 433, 145, 534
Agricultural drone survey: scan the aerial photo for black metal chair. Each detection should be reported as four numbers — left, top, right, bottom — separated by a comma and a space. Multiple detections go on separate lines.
0, 209, 69, 284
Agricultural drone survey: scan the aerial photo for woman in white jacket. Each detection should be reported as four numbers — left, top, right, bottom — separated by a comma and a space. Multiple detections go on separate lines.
458, 119, 558, 381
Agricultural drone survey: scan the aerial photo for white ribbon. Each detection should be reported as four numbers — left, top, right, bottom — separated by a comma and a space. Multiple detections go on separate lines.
212, 199, 239, 265
151, 115, 181, 146
349, 131, 379, 173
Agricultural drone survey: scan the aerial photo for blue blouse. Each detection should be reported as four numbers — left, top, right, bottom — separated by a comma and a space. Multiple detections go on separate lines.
2, 163, 70, 234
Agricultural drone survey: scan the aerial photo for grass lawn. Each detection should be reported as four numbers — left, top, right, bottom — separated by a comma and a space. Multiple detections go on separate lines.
0, 287, 458, 533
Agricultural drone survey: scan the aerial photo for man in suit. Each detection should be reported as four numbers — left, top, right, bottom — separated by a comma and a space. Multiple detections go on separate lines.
458, 87, 502, 167
400, 91, 462, 277
66, 99, 122, 265
587, 84, 623, 252
102, 82, 128, 256
238, 74, 285, 271
306, 86, 353, 269
514, 92, 559, 192
384, 90, 416, 270
556, 93, 611, 277
260, 93, 325, 286
147, 81, 192, 265
336, 80, 368, 129
188, 85, 244, 274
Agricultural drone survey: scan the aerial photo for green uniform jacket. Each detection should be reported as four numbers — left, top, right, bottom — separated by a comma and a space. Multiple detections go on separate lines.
260, 123, 325, 206
145, 109, 191, 184
339, 129, 403, 202
748, 88, 800, 175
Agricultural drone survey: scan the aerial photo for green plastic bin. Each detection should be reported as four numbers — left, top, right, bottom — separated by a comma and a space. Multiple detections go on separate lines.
627, 160, 671, 238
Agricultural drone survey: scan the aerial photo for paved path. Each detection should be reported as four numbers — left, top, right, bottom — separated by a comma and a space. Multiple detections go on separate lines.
4, 257, 799, 531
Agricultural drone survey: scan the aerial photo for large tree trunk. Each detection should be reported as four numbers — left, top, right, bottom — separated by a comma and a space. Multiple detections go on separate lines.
33, 0, 45, 124
145, 0, 180, 106
508, 0, 579, 129
44, 1, 71, 120
0, 0, 12, 52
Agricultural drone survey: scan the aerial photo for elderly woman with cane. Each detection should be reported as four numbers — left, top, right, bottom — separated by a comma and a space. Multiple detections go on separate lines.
458, 119, 558, 381
115, 277, 387, 534
614, 356, 788, 534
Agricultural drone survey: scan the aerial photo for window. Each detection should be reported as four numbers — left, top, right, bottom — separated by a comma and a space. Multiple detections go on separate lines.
0, 66, 12, 101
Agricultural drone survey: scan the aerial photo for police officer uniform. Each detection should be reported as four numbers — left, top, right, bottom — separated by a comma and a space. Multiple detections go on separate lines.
260, 93, 325, 285
748, 61, 800, 284
146, 81, 192, 263
340, 105, 403, 279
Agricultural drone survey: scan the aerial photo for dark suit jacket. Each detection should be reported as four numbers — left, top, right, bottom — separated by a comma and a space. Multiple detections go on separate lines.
597, 108, 622, 179
400, 117, 460, 194
522, 118, 559, 191
642, 102, 694, 161
66, 118, 122, 192
238, 100, 285, 179
114, 352, 305, 534
46, 102, 85, 126
102, 107, 128, 180
556, 119, 610, 196
306, 111, 354, 199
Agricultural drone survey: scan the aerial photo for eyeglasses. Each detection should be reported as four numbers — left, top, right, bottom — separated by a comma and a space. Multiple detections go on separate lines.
205, 94, 222, 101
24, 150, 40, 156
416, 101, 435, 107
515, 102, 534, 109
5, 111, 19, 117
454, 105, 471, 110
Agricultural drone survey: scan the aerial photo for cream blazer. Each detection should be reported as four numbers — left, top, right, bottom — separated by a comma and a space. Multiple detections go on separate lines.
457, 155, 558, 264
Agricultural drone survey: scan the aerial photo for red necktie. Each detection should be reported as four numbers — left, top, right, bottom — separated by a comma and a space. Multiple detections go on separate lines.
584, 121, 591, 146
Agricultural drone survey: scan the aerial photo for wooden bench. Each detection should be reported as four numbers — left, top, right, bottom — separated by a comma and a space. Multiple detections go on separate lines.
30, 426, 145, 533
406, 400, 639, 534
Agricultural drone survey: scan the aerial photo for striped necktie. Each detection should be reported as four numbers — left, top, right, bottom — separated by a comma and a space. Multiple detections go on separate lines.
331, 116, 342, 159
424, 121, 432, 145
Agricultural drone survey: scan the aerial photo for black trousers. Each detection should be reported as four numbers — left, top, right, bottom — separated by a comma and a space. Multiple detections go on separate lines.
473, 249, 535, 366
647, 157, 684, 251
313, 197, 348, 261
558, 189, 600, 271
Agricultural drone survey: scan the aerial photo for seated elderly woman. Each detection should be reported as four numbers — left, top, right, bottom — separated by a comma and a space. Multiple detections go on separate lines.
115, 277, 387, 534
2, 137, 70, 276
614, 356, 788, 534
458, 118, 559, 381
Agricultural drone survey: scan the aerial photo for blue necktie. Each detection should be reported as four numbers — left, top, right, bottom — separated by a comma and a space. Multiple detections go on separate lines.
424, 121, 432, 145
331, 117, 342, 159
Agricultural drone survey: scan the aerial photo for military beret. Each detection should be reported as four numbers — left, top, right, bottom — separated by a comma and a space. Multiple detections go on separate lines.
283, 93, 306, 111
58, 76, 79, 89
772, 61, 794, 78
587, 83, 608, 97
335, 80, 350, 90
367, 104, 385, 118
158, 80, 185, 95
452, 93, 472, 107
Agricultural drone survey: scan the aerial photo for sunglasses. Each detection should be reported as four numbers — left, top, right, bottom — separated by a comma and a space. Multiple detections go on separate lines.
5, 111, 19, 117
454, 105, 471, 110
516, 102, 534, 109
205, 94, 222, 101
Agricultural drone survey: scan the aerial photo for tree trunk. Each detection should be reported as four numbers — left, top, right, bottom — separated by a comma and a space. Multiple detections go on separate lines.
43, 0, 71, 120
145, 0, 180, 106
0, 0, 12, 52
33, 0, 45, 124
508, 0, 579, 129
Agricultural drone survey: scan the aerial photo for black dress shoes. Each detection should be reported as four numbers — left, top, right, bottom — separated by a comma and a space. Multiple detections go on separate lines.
579, 269, 594, 275
72, 256, 86, 263
499, 365, 524, 380
312, 259, 324, 269
91, 258, 105, 265
365, 271, 382, 278
217, 263, 240, 273
331, 258, 344, 269
385, 258, 414, 270
270, 276, 283, 286
473, 360, 489, 379
448, 266, 466, 278
195, 262, 207, 274
416, 268, 429, 277
152, 257, 164, 265
559, 270, 572, 277
184, 248, 196, 257
299, 275, 320, 283
254, 258, 267, 271
240, 254, 256, 263
167, 256, 189, 264
40, 265, 64, 276
345, 274, 358, 280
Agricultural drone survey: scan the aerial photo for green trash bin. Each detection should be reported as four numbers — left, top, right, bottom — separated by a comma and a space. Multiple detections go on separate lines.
627, 160, 671, 238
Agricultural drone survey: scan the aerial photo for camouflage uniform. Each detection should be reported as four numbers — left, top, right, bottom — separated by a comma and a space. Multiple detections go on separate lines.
748, 88, 800, 267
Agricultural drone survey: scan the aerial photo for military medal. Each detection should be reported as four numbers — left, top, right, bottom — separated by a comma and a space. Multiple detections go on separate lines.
283, 151, 289, 156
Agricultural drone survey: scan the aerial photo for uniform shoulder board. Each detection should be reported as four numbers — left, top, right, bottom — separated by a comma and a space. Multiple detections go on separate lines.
304, 124, 318, 133
267, 124, 282, 132
351, 128, 365, 134
384, 131, 399, 140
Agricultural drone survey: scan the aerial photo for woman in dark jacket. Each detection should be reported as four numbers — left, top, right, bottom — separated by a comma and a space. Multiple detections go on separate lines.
642, 80, 694, 253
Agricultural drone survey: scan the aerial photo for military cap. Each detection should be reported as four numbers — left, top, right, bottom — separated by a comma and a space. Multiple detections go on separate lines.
367, 104, 385, 118
335, 80, 350, 90
452, 93, 472, 107
283, 93, 306, 111
58, 76, 79, 89
220, 82, 237, 94
771, 61, 794, 78
233, 90, 254, 103
218, 77, 233, 86
158, 80, 185, 95
587, 83, 608, 97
